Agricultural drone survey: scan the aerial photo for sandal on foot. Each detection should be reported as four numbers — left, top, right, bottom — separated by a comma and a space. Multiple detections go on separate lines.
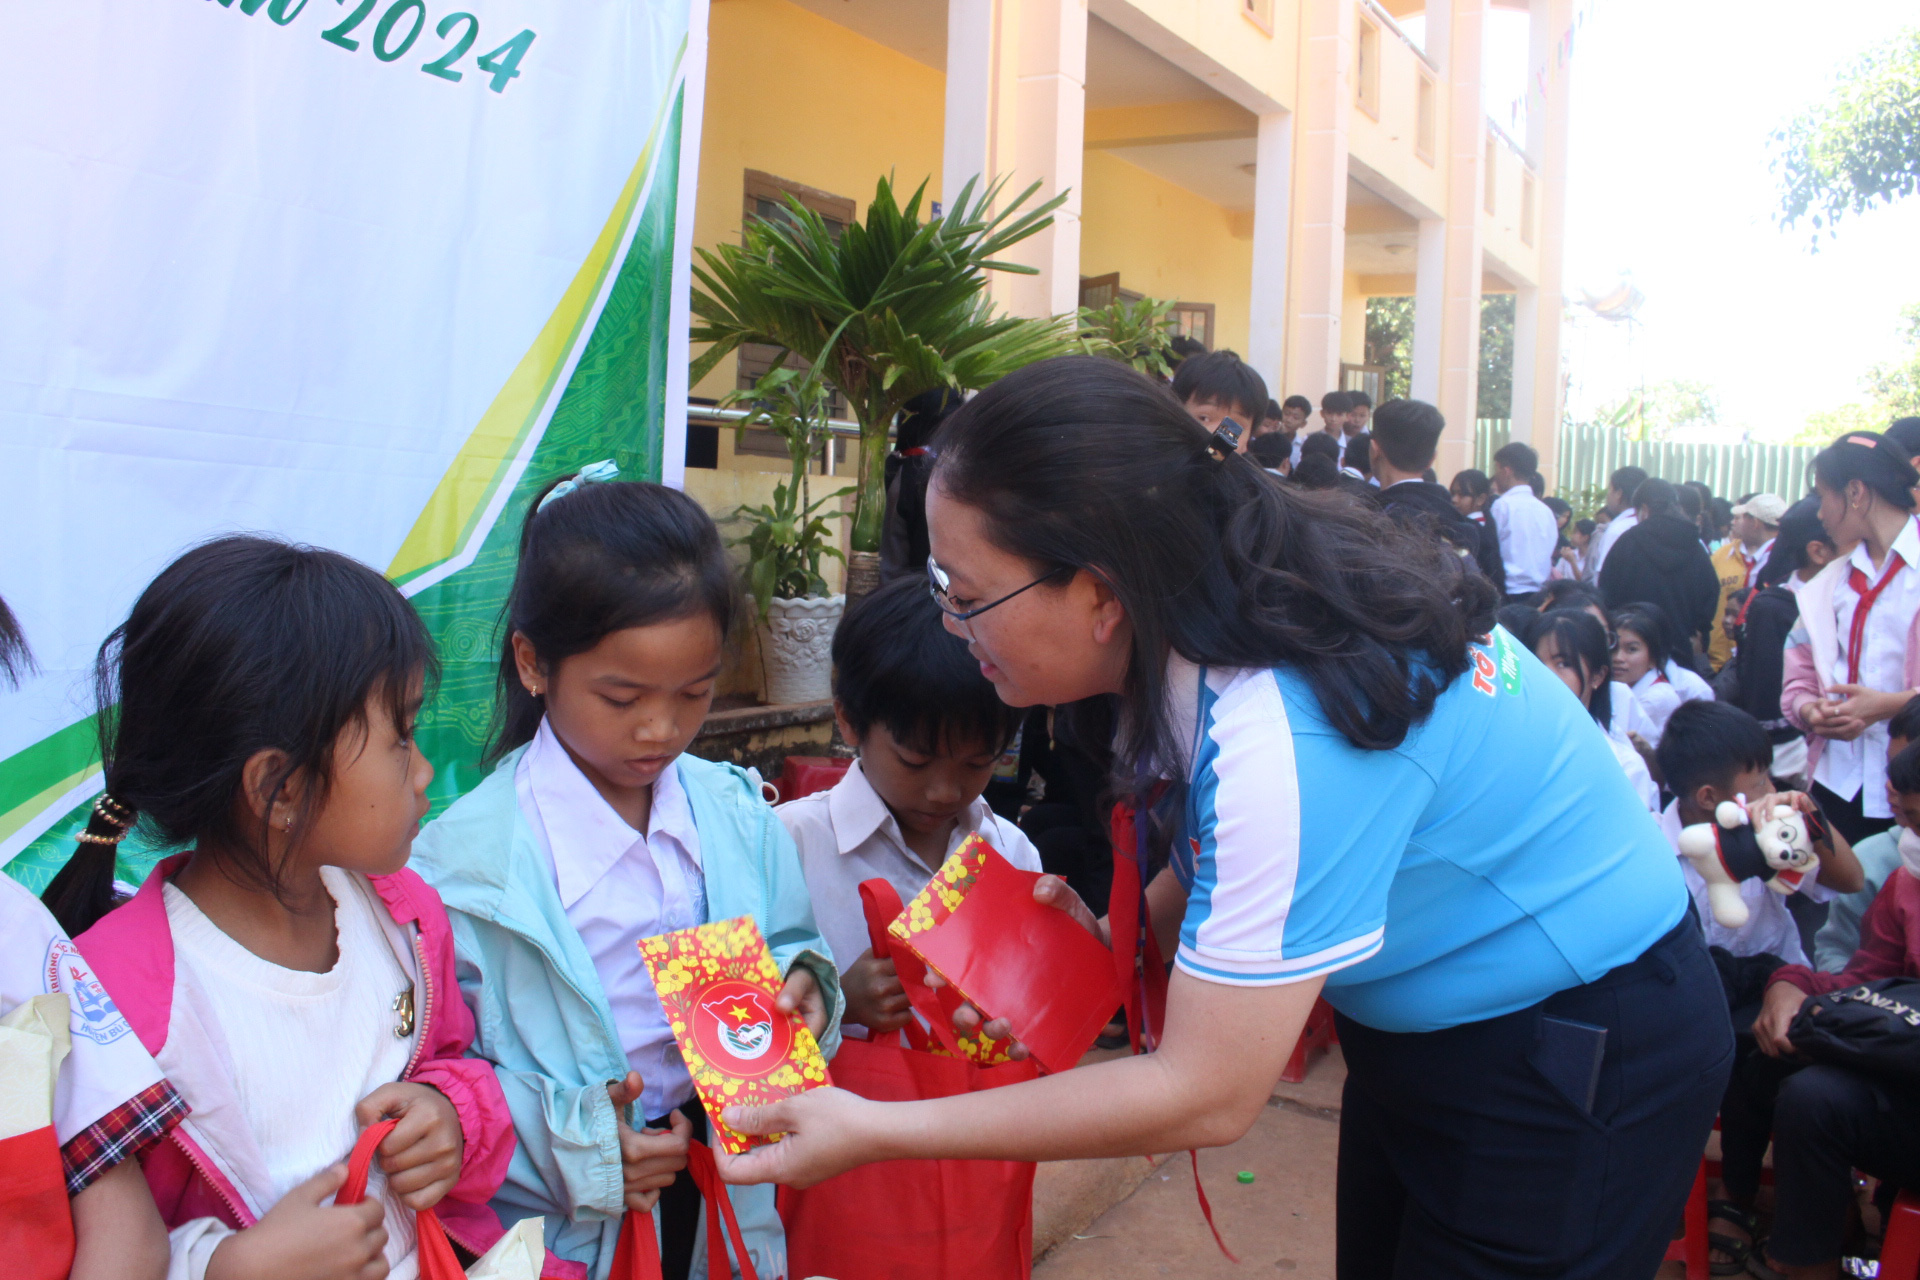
1744, 1238, 1790, 1280
1706, 1202, 1757, 1277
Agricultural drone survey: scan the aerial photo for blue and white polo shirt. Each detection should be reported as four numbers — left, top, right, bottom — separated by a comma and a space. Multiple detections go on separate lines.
1167, 627, 1688, 1034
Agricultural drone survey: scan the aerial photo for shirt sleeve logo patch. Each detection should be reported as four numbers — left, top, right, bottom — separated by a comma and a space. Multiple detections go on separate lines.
44, 938, 134, 1046
1473, 630, 1527, 698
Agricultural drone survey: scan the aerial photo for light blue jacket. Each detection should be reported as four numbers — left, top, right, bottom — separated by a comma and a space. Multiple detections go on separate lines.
410, 747, 843, 1280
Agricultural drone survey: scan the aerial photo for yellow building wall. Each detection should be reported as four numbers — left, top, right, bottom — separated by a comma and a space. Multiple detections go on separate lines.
1340, 271, 1369, 367
1079, 150, 1254, 359
693, 0, 945, 474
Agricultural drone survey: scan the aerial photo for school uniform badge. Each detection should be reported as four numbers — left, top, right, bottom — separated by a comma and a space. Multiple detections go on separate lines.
639, 916, 830, 1153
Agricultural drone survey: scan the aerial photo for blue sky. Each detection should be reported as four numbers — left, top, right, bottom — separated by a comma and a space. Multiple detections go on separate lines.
1550, 0, 1920, 441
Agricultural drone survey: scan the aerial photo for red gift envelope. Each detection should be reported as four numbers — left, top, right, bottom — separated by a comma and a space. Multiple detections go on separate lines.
639, 916, 831, 1153
889, 835, 1124, 1075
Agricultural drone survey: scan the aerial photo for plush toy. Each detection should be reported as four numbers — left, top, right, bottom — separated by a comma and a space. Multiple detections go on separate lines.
1676, 797, 1823, 930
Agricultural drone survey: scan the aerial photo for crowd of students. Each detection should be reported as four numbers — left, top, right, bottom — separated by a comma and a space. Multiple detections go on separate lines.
12, 327, 1920, 1280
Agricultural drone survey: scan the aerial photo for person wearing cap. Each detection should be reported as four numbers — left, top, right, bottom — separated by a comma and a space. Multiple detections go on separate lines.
1783, 432, 1920, 845
1708, 493, 1787, 671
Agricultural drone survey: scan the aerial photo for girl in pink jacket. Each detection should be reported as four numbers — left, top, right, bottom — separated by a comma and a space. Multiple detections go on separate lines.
48, 536, 516, 1280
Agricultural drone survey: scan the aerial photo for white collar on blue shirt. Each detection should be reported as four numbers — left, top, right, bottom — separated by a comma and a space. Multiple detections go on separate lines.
1848, 515, 1920, 581
522, 718, 702, 909
825, 757, 996, 865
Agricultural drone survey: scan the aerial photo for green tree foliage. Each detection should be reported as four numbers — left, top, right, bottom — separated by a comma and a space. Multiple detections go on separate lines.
1365, 297, 1414, 401
718, 368, 849, 620
1595, 379, 1722, 443
1774, 27, 1920, 245
1783, 303, 1920, 443
1479, 294, 1515, 420
690, 175, 1073, 553
1361, 294, 1514, 418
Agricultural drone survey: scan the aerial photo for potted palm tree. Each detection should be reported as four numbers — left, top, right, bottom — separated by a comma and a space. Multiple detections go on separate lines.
691, 174, 1074, 598
722, 367, 849, 704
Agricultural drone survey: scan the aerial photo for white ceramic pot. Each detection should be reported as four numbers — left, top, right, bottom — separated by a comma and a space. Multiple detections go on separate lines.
758, 594, 844, 705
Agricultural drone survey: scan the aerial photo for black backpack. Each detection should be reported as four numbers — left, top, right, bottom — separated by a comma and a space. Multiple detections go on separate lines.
1789, 978, 1920, 1083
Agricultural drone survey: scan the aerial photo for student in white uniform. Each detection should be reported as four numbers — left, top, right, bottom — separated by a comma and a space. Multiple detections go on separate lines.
1531, 610, 1659, 812
1612, 604, 1684, 743
1784, 432, 1920, 846
777, 577, 1044, 1032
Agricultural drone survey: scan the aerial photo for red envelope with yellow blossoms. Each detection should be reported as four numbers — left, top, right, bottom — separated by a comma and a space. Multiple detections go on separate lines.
888, 834, 1124, 1075
639, 916, 830, 1154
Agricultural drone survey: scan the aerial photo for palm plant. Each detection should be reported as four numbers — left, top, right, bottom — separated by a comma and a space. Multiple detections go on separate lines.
1076, 296, 1178, 379
719, 367, 849, 621
690, 174, 1075, 564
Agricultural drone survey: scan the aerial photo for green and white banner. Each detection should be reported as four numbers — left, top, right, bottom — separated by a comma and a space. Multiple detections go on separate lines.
0, 0, 707, 888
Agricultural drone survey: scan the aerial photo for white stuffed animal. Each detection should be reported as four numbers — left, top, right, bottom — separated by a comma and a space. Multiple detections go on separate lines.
1675, 797, 1822, 930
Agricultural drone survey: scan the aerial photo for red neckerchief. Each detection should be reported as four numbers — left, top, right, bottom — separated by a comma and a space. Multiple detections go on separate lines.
1845, 551, 1909, 684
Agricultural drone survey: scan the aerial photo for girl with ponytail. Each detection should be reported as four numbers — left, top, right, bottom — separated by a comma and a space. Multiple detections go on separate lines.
713, 356, 1730, 1280
69, 536, 519, 1279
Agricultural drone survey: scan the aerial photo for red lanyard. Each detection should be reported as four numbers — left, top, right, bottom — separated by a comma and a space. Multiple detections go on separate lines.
1845, 552, 1908, 684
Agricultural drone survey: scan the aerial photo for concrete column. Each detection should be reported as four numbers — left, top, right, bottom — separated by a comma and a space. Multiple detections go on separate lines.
1410, 216, 1445, 403
1247, 111, 1293, 396
1002, 0, 1087, 318
1524, 0, 1574, 485
944, 0, 1002, 210
1433, 0, 1486, 482
1283, 0, 1354, 398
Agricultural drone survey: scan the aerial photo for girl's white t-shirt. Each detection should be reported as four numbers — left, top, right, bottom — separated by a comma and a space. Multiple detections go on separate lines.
165, 867, 419, 1279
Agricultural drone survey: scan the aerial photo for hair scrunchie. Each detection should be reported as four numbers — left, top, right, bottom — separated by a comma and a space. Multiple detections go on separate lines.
538, 459, 620, 512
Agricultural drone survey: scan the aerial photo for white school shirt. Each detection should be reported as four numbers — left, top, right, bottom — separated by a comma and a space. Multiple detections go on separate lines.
516, 719, 706, 1119
776, 759, 1044, 980
1609, 681, 1659, 746
1813, 517, 1920, 820
1665, 659, 1714, 704
165, 868, 420, 1279
1659, 802, 1834, 968
1586, 510, 1638, 582
1491, 484, 1558, 594
0, 874, 171, 1156
1629, 669, 1682, 742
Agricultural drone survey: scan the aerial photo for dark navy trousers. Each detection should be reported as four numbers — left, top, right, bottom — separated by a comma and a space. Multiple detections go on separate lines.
1333, 916, 1733, 1279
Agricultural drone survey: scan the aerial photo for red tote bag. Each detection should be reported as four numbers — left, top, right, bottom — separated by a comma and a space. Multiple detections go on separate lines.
0, 1124, 76, 1280
779, 880, 1040, 1280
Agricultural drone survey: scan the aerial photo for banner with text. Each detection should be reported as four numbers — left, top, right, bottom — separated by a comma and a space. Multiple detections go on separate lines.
0, 0, 703, 888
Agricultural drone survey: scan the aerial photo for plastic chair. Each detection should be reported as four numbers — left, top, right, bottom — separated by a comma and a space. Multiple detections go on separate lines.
1280, 997, 1339, 1084
1663, 1161, 1711, 1280
1880, 1190, 1920, 1280
776, 755, 852, 804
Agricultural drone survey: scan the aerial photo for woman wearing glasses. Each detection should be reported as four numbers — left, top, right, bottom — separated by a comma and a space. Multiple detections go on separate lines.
717, 357, 1730, 1280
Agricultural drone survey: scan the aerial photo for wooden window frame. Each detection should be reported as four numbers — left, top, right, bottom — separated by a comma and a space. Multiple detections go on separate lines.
742, 169, 855, 239
1241, 0, 1273, 36
1170, 302, 1216, 351
1356, 16, 1382, 121
1414, 72, 1436, 166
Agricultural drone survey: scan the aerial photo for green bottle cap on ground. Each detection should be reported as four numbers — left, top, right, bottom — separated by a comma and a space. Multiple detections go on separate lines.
1236, 1170, 1255, 1184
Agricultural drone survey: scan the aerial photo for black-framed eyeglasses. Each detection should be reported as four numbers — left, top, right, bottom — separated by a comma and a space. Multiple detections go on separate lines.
927, 555, 1068, 624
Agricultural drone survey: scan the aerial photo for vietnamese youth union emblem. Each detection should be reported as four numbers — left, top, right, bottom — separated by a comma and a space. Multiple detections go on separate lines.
692, 980, 792, 1080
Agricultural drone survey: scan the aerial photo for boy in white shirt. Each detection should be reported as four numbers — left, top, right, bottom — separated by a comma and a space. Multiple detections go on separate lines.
778, 576, 1043, 1034
1654, 700, 1864, 970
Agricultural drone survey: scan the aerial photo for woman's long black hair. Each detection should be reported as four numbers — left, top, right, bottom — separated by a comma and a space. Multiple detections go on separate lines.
1533, 609, 1613, 729
931, 356, 1497, 794
41, 537, 436, 936
487, 478, 735, 762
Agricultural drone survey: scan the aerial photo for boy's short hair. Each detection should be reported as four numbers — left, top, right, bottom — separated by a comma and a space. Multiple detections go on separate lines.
1283, 394, 1313, 414
1633, 478, 1681, 519
1889, 740, 1920, 796
1171, 350, 1268, 425
831, 575, 1023, 756
1370, 398, 1445, 471
1349, 390, 1373, 409
1655, 700, 1773, 803
1890, 695, 1920, 746
1321, 390, 1350, 413
1345, 432, 1373, 476
1249, 433, 1292, 470
1493, 441, 1539, 477
1609, 465, 1650, 500
1299, 431, 1342, 463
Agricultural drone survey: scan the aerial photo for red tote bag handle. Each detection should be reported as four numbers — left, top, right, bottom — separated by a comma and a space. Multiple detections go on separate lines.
337, 1119, 465, 1279
602, 1139, 759, 1280
859, 878, 958, 1056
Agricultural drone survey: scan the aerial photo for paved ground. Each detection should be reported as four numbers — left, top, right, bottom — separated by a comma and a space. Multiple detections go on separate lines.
1035, 1048, 1346, 1280
1034, 1044, 1694, 1279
